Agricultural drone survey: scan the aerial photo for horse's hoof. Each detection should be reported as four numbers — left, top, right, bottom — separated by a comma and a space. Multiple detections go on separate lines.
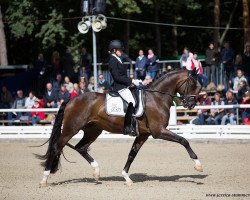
125, 180, 133, 186
93, 172, 100, 181
39, 181, 47, 187
194, 164, 203, 172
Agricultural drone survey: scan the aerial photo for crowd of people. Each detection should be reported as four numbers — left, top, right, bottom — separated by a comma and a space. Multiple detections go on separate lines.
0, 41, 250, 125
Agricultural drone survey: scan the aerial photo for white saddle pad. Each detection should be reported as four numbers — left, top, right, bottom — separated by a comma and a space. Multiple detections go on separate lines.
106, 90, 144, 117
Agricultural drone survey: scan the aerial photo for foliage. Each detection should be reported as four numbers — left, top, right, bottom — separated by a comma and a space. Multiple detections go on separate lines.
1, 0, 249, 64
35, 10, 67, 49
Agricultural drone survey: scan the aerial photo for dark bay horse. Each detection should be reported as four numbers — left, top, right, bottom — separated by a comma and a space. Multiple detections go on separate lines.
38, 68, 203, 187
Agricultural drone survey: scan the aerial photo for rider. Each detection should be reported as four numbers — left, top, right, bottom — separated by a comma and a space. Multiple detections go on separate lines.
108, 40, 138, 137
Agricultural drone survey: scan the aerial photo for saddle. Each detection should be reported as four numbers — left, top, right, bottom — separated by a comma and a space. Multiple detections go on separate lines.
106, 89, 144, 117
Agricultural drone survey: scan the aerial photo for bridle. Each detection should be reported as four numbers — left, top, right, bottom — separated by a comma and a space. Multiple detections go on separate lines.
144, 70, 201, 109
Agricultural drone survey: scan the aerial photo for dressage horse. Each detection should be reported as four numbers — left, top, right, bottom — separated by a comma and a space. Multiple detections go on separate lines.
38, 68, 203, 187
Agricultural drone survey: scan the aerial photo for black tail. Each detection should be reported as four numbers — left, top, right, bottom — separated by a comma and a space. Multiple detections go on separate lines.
36, 99, 69, 173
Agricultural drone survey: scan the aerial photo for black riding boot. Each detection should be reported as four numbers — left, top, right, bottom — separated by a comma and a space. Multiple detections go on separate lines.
123, 103, 138, 137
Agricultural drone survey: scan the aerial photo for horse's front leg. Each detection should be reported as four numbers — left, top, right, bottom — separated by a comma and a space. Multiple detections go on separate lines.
122, 134, 149, 186
154, 128, 203, 172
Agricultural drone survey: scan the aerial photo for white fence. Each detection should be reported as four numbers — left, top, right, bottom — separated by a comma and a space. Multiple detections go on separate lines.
1, 105, 250, 139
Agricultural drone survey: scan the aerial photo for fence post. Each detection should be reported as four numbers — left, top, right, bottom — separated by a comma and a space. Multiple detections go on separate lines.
236, 106, 239, 125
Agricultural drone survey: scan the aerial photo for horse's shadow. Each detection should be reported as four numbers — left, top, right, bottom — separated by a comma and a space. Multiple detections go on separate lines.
51, 173, 208, 186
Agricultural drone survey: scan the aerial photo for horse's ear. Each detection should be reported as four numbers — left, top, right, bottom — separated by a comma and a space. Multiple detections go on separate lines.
191, 68, 197, 76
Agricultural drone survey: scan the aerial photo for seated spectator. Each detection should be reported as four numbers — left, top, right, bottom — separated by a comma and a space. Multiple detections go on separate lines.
70, 83, 80, 99
216, 84, 226, 100
232, 69, 247, 91
79, 81, 89, 94
52, 73, 63, 93
221, 91, 238, 125
0, 86, 13, 108
241, 91, 250, 124
143, 75, 153, 86
98, 74, 110, 93
8, 90, 26, 120
25, 91, 36, 109
31, 98, 45, 125
43, 83, 58, 108
57, 85, 70, 106
207, 93, 225, 125
88, 76, 95, 92
64, 76, 74, 93
236, 80, 249, 103
196, 91, 211, 125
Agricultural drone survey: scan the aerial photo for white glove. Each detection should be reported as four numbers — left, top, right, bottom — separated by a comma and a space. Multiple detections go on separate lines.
132, 79, 143, 86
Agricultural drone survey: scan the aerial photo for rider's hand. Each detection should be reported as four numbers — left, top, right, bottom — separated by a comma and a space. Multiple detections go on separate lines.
129, 83, 137, 90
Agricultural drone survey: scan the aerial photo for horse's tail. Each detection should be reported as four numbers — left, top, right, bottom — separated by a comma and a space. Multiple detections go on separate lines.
36, 99, 69, 173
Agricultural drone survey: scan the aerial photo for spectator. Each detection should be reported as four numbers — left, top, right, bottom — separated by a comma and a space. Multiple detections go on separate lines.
70, 83, 80, 98
98, 74, 110, 93
234, 54, 243, 71
52, 73, 63, 93
88, 76, 95, 92
187, 52, 208, 88
135, 49, 147, 80
8, 90, 26, 120
34, 53, 48, 95
180, 47, 190, 69
0, 86, 13, 108
51, 51, 61, 81
242, 43, 250, 83
207, 93, 225, 125
216, 84, 226, 100
80, 47, 92, 80
57, 85, 70, 106
79, 81, 89, 94
64, 76, 74, 93
43, 83, 58, 108
143, 75, 153, 86
236, 80, 249, 103
31, 98, 45, 125
205, 42, 218, 84
146, 49, 159, 80
221, 91, 238, 125
196, 91, 212, 125
79, 66, 89, 85
241, 91, 250, 124
25, 91, 36, 109
220, 41, 234, 85
61, 48, 75, 81
232, 69, 247, 91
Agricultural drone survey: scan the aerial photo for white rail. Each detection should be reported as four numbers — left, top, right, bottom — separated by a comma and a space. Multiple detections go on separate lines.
1, 105, 250, 139
0, 125, 249, 139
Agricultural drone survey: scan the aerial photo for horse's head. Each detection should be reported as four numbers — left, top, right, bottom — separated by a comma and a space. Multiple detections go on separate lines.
176, 68, 202, 109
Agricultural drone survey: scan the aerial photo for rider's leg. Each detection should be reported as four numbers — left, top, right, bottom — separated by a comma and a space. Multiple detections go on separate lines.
118, 88, 137, 136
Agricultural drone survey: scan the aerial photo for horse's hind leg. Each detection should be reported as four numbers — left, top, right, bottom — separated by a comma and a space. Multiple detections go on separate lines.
67, 125, 102, 182
156, 129, 203, 172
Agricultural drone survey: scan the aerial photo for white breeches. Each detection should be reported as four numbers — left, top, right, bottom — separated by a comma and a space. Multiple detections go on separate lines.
118, 88, 135, 107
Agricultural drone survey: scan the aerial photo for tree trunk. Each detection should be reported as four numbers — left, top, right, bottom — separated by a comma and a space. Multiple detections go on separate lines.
124, 14, 130, 55
172, 16, 178, 56
0, 5, 8, 65
154, 0, 161, 57
242, 0, 250, 44
213, 0, 220, 51
219, 0, 239, 45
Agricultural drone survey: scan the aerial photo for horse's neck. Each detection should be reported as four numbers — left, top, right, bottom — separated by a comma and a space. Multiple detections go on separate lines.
150, 74, 177, 95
